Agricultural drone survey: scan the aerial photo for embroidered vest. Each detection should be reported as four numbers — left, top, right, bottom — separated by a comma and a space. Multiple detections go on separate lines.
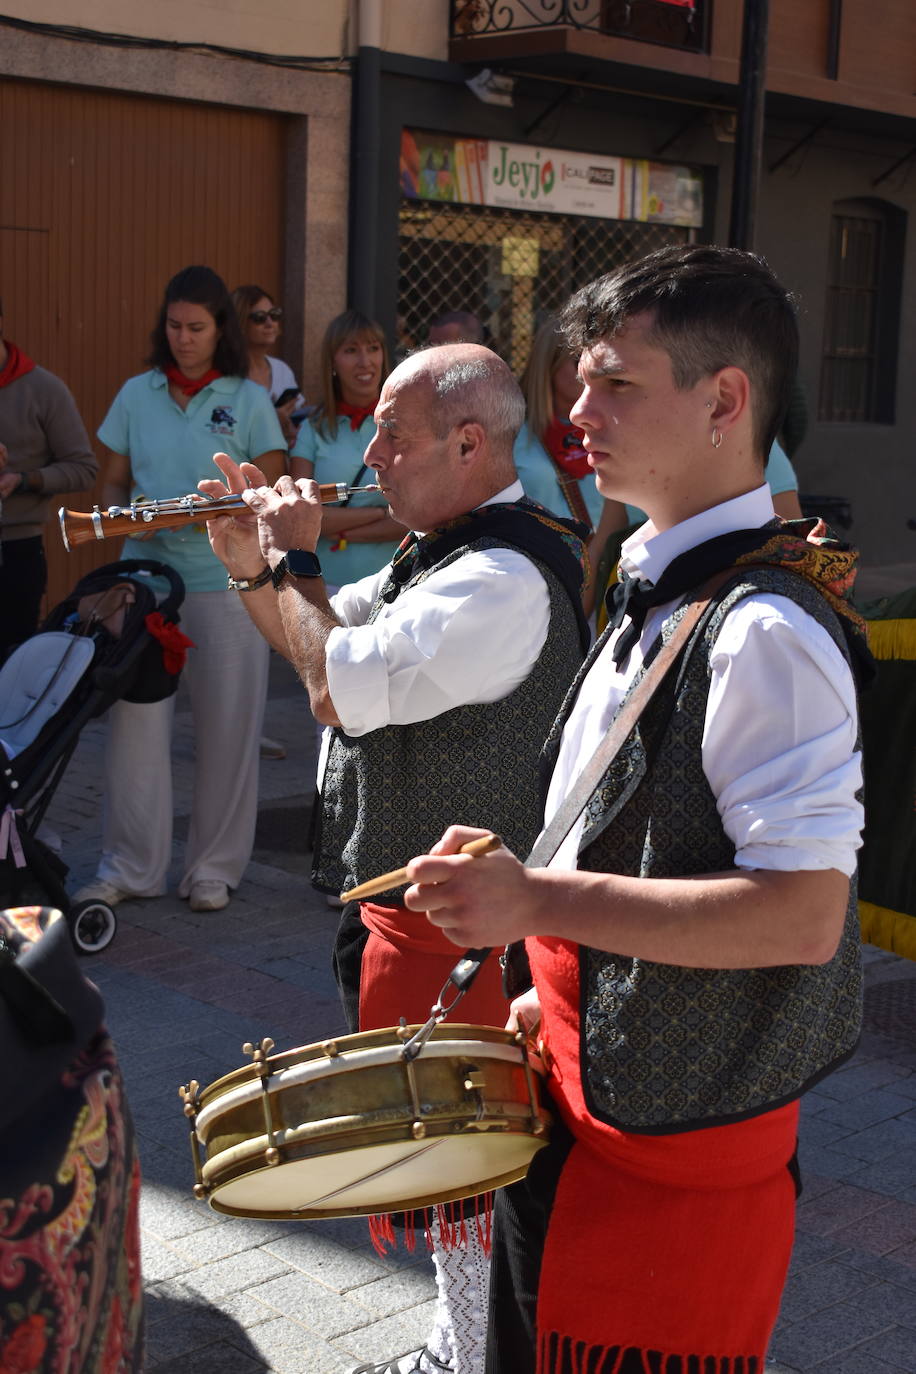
312, 538, 584, 902
542, 565, 863, 1133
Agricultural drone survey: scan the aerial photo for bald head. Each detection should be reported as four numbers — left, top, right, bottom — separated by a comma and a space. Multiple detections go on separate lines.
390, 344, 525, 460
366, 344, 524, 528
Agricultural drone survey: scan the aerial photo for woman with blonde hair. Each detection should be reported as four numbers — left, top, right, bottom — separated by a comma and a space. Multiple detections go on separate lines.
514, 317, 627, 614
290, 309, 404, 590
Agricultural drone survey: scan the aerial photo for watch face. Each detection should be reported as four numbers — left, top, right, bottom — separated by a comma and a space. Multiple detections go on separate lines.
285, 548, 322, 578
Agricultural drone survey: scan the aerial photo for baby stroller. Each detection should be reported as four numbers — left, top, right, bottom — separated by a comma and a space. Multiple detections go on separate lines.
0, 559, 187, 953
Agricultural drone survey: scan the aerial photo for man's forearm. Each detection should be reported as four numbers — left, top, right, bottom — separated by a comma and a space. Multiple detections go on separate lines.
407, 837, 851, 969
234, 581, 293, 660
531, 865, 850, 969
276, 579, 343, 724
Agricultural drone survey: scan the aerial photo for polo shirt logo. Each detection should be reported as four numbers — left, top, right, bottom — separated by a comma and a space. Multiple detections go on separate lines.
207, 405, 237, 435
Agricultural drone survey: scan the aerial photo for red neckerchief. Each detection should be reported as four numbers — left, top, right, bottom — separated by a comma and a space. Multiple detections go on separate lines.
164, 365, 221, 397
0, 342, 36, 389
543, 415, 591, 479
337, 398, 378, 432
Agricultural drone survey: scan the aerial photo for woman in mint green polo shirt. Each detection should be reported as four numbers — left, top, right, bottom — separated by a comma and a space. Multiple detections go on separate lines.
74, 266, 287, 915
290, 310, 405, 590
513, 318, 607, 614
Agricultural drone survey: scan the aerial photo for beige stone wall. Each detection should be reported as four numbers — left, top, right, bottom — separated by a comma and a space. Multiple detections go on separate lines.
0, 0, 349, 57
3, 0, 451, 62
376, 0, 450, 61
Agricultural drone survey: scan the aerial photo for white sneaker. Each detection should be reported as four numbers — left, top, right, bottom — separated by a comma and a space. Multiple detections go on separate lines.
72, 878, 133, 907
188, 880, 230, 912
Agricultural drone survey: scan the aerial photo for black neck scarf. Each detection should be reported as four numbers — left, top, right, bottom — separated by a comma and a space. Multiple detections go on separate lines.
381, 499, 592, 653
605, 517, 874, 687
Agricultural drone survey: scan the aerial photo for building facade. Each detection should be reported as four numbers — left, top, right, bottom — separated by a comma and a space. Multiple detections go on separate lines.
350, 0, 916, 570
1, 0, 914, 602
0, 0, 352, 600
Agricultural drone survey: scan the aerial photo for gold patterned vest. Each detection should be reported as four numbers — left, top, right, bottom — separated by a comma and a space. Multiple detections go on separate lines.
542, 566, 863, 1133
312, 538, 584, 902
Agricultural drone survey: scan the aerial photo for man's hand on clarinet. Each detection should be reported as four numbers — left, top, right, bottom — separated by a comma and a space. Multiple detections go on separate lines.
199, 452, 266, 576
243, 472, 323, 568
403, 824, 542, 948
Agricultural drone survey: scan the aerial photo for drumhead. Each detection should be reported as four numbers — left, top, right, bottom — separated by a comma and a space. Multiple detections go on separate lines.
207, 1130, 546, 1219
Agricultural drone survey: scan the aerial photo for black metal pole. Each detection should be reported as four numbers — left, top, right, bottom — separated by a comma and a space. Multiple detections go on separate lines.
348, 44, 382, 315
728, 0, 769, 251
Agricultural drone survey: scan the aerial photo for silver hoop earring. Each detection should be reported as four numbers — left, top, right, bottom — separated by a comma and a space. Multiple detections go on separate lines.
711, 427, 723, 449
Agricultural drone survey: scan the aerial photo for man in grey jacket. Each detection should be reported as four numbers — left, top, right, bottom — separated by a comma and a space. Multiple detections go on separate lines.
0, 301, 97, 658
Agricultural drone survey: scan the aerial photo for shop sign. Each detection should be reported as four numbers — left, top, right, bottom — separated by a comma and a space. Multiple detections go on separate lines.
401, 128, 702, 228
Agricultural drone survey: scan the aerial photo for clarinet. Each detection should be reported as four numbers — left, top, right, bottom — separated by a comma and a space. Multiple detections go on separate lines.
58, 485, 382, 551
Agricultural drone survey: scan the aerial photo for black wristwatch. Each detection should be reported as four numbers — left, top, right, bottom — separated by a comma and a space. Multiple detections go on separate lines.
271, 549, 323, 589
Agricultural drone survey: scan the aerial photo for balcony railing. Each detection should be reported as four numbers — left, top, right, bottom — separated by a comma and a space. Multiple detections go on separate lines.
451, 0, 711, 54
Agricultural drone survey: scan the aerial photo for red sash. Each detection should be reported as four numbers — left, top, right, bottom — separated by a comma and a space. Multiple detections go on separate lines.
0, 342, 36, 388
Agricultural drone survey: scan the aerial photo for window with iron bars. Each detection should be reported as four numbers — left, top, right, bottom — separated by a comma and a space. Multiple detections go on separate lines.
819, 200, 904, 424
398, 199, 692, 373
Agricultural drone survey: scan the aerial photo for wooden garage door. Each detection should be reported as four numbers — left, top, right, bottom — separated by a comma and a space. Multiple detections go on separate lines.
0, 77, 287, 606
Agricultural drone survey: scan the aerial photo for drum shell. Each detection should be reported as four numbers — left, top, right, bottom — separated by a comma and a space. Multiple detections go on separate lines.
191, 1023, 551, 1219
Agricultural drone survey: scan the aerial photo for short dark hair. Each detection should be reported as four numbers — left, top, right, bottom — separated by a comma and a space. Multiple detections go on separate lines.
429, 310, 484, 344
148, 265, 248, 376
560, 245, 798, 458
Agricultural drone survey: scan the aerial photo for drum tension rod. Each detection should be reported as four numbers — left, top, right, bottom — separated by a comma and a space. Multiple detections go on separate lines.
515, 1036, 549, 1138
243, 1037, 282, 1168
178, 1079, 208, 1199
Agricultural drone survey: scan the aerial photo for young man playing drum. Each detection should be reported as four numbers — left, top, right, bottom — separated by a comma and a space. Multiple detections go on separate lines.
202, 343, 591, 1374
399, 247, 870, 1373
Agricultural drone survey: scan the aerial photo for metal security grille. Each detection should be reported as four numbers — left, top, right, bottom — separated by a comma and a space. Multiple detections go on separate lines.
819, 211, 882, 423
398, 200, 691, 373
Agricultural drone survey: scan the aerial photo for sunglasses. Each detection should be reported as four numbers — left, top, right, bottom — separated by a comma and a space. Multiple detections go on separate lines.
249, 308, 283, 324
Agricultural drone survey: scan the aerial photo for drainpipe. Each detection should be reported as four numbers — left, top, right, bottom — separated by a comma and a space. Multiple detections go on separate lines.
349, 0, 383, 315
728, 0, 769, 250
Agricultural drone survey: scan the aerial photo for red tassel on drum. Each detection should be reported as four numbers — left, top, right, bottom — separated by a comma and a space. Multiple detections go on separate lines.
368, 1212, 396, 1257
368, 1195, 495, 1258
475, 1192, 493, 1256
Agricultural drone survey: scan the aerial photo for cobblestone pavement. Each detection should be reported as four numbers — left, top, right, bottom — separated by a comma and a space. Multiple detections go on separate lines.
33, 652, 916, 1373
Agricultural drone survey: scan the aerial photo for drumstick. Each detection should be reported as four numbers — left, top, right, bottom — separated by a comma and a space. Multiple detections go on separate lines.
340, 832, 502, 902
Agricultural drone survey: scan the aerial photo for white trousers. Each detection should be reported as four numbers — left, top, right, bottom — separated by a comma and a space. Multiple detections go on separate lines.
97, 590, 269, 897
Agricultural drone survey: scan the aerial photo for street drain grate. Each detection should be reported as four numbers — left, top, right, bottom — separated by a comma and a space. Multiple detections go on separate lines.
863, 978, 916, 1043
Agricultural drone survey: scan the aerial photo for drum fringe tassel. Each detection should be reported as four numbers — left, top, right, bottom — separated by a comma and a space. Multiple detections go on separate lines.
866, 616, 916, 662
538, 1332, 761, 1373
368, 1192, 493, 1258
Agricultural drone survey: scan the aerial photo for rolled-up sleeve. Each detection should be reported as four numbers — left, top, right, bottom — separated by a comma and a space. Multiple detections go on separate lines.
325, 548, 551, 736
702, 594, 864, 877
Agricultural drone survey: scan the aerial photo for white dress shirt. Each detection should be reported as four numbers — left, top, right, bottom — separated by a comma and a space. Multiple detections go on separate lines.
324, 482, 552, 738
545, 486, 864, 877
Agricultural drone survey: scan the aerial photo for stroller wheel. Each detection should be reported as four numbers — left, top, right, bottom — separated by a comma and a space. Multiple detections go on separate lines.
69, 899, 118, 955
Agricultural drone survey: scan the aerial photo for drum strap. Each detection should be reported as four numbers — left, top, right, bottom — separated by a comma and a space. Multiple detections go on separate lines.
409, 566, 750, 1052
525, 567, 740, 869
490, 566, 745, 1004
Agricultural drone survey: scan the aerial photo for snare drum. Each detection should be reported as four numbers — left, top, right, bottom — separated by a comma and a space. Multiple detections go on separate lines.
180, 1023, 551, 1219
